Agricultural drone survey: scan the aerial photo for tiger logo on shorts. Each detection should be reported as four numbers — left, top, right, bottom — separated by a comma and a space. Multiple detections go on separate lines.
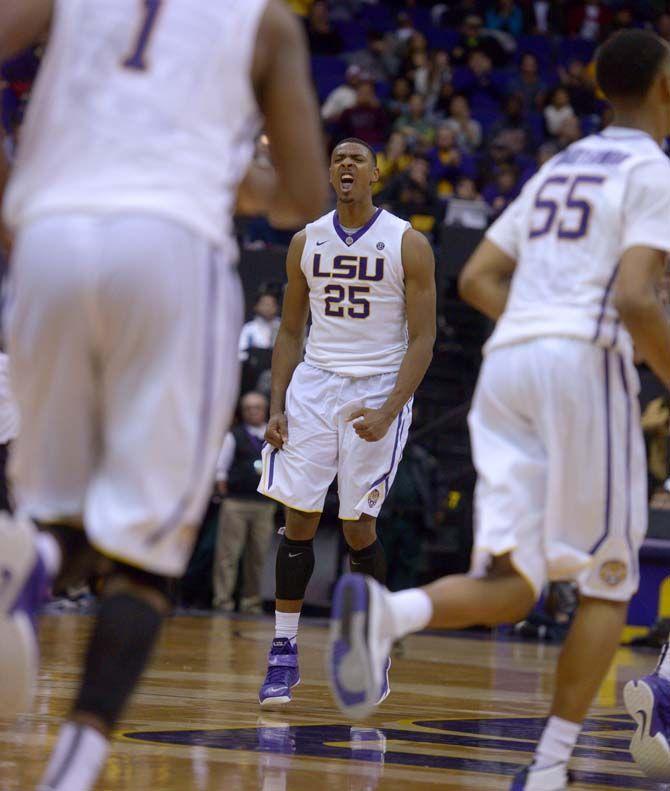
368, 489, 380, 508
599, 560, 628, 587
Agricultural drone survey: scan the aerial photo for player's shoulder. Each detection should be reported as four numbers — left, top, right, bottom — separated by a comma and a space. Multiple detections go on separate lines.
304, 209, 336, 236
378, 207, 412, 232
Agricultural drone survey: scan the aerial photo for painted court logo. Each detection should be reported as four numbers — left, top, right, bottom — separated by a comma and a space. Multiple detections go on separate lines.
367, 489, 380, 508
599, 560, 628, 587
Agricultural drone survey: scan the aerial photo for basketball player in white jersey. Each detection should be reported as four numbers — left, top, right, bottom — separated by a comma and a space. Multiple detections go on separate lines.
0, 1, 327, 789
256, 137, 436, 706
328, 30, 670, 791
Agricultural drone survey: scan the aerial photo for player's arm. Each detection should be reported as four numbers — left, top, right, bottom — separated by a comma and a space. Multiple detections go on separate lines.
247, 0, 328, 228
349, 229, 436, 442
614, 247, 670, 389
265, 230, 310, 449
458, 239, 517, 320
0, 0, 52, 61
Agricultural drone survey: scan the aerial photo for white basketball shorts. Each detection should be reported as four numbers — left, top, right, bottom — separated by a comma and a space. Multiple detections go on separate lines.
468, 337, 646, 602
5, 213, 243, 576
258, 363, 412, 520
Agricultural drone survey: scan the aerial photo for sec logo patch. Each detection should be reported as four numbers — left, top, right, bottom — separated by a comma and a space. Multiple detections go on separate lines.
599, 560, 628, 587
367, 489, 380, 508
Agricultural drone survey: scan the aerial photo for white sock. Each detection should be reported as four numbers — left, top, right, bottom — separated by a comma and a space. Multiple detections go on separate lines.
386, 588, 433, 641
38, 722, 109, 791
532, 716, 581, 771
656, 642, 670, 681
36, 532, 62, 578
275, 611, 300, 644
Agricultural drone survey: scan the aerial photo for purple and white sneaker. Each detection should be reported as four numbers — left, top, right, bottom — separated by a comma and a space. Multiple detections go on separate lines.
624, 673, 670, 780
510, 764, 573, 790
259, 638, 300, 707
0, 514, 49, 718
328, 574, 392, 720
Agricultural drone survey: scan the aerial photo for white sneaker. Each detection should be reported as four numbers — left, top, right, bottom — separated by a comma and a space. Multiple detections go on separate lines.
510, 762, 572, 790
328, 573, 392, 720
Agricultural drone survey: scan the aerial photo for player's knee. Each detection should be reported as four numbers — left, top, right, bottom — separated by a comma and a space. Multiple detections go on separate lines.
285, 508, 320, 541
342, 516, 376, 550
102, 562, 172, 615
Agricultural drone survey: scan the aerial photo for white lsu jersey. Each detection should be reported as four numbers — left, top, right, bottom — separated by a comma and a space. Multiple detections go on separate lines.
486, 126, 670, 359
301, 208, 411, 377
3, 0, 265, 247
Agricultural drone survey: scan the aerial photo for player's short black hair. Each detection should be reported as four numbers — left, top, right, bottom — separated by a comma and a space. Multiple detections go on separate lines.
332, 138, 378, 166
596, 29, 670, 102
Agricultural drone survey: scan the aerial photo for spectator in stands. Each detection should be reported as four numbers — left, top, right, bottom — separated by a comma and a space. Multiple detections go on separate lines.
443, 93, 482, 152
390, 12, 419, 60
453, 50, 503, 111
380, 155, 440, 235
489, 93, 535, 153
305, 0, 344, 55
424, 50, 453, 111
451, 15, 506, 66
374, 131, 412, 195
568, 0, 611, 41
556, 114, 582, 149
347, 30, 399, 82
321, 64, 363, 124
656, 12, 670, 43
509, 52, 546, 111
486, 0, 524, 38
338, 80, 390, 147
525, 0, 569, 35
482, 163, 520, 218
404, 49, 430, 97
454, 176, 481, 201
393, 92, 435, 149
544, 86, 576, 138
609, 6, 636, 34
213, 392, 276, 614
427, 124, 463, 197
432, 79, 457, 118
386, 76, 412, 120
239, 291, 280, 363
558, 59, 597, 117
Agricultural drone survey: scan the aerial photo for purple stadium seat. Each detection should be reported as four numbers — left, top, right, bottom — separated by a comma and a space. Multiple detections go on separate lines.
335, 21, 368, 52
426, 28, 460, 52
558, 37, 597, 66
310, 56, 347, 101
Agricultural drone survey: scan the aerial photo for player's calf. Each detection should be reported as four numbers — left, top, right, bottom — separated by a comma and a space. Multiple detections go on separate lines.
38, 565, 169, 791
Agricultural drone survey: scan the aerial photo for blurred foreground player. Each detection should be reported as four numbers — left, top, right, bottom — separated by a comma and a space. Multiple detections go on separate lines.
329, 30, 670, 791
0, 1, 327, 789
257, 138, 436, 706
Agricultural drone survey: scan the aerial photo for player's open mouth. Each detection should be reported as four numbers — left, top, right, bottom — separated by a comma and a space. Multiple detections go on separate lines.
340, 173, 355, 191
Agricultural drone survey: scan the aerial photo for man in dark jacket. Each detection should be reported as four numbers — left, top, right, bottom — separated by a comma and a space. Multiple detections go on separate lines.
213, 392, 276, 613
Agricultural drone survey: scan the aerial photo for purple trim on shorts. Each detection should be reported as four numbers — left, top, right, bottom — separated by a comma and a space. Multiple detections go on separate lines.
332, 207, 383, 246
147, 249, 219, 545
368, 402, 408, 491
590, 349, 612, 555
592, 264, 619, 346
618, 354, 636, 573
268, 448, 278, 489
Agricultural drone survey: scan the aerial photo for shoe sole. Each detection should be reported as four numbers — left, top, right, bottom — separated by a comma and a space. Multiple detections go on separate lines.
624, 678, 670, 781
328, 574, 378, 720
376, 658, 391, 706
0, 514, 38, 719
259, 677, 300, 708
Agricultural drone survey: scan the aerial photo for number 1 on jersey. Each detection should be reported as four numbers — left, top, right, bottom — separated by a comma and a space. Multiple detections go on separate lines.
123, 0, 163, 72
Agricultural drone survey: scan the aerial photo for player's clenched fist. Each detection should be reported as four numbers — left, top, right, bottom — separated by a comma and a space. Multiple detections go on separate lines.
265, 413, 289, 449
347, 407, 394, 443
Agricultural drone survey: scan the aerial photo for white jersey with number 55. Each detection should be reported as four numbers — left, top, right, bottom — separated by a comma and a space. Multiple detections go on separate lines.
3, 0, 265, 246
486, 126, 670, 359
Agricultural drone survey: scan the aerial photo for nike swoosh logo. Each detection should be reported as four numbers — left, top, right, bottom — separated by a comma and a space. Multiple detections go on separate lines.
288, 553, 303, 558
265, 686, 286, 694
316, 240, 328, 246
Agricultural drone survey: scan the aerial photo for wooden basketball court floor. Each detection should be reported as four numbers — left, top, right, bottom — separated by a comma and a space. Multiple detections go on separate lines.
0, 613, 664, 790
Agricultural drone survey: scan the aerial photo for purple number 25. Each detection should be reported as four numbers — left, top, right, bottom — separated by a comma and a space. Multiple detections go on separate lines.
123, 0, 163, 72
529, 174, 605, 241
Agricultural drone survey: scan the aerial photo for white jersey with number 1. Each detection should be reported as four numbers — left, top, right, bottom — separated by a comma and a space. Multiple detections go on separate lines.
486, 126, 670, 359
